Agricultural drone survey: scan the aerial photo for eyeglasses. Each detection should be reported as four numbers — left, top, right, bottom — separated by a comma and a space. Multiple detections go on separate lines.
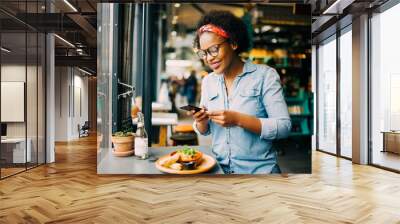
194, 40, 227, 59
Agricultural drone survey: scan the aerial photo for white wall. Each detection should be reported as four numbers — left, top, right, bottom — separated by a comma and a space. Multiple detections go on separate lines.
54, 67, 89, 141
54, 66, 69, 141
1, 65, 26, 138
71, 72, 89, 138
0, 65, 42, 138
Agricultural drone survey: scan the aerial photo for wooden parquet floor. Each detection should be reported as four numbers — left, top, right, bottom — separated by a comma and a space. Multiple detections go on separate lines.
1, 136, 400, 224
1, 167, 26, 178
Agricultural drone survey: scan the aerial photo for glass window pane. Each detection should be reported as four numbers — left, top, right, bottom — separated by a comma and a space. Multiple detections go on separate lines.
0, 0, 46, 179
27, 31, 38, 169
371, 3, 400, 171
318, 37, 337, 154
97, 4, 113, 164
340, 29, 352, 158
38, 33, 46, 165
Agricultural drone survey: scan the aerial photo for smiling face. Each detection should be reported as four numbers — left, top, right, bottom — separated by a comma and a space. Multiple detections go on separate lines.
198, 32, 236, 75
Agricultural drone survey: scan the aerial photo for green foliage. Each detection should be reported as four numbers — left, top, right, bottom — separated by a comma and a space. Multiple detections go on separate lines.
113, 131, 132, 137
112, 117, 133, 137
121, 117, 133, 132
178, 146, 197, 156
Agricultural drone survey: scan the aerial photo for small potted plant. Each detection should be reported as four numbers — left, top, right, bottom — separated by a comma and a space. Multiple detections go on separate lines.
111, 131, 134, 152
111, 118, 134, 153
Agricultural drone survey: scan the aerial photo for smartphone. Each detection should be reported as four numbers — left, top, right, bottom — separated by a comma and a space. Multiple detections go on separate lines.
180, 105, 203, 113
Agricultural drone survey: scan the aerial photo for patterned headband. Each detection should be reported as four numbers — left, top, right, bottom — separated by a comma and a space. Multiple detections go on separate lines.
197, 24, 229, 39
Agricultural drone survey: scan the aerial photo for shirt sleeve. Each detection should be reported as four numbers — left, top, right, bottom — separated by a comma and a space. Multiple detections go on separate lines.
192, 77, 211, 136
259, 68, 291, 140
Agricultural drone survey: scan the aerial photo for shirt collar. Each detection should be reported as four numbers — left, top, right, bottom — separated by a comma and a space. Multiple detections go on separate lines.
238, 59, 257, 77
217, 60, 257, 82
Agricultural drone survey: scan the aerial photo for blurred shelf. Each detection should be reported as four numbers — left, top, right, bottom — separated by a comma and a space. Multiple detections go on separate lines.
286, 88, 313, 137
290, 113, 312, 117
286, 97, 306, 104
275, 65, 304, 69
251, 44, 311, 52
289, 132, 312, 137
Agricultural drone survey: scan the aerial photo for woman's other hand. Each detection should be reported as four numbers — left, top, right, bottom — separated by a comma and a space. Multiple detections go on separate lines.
208, 110, 262, 134
207, 110, 240, 127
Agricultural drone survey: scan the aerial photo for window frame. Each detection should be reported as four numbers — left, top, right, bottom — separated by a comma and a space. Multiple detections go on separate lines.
315, 22, 353, 161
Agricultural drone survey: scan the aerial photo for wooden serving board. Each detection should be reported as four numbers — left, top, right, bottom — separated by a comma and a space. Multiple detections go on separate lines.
155, 153, 216, 174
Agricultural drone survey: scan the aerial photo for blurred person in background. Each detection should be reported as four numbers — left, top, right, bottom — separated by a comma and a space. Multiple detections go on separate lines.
168, 75, 184, 113
184, 70, 198, 105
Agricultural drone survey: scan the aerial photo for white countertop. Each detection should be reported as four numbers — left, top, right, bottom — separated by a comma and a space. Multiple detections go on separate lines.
132, 112, 178, 126
1, 137, 30, 143
152, 102, 172, 111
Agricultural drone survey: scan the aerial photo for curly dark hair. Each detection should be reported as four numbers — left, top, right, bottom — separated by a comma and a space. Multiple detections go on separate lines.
193, 10, 250, 54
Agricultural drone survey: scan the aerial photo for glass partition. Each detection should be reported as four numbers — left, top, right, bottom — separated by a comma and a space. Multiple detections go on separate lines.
38, 32, 46, 165
27, 31, 38, 169
0, 1, 46, 179
317, 36, 337, 154
1, 31, 28, 177
97, 3, 114, 165
339, 28, 352, 158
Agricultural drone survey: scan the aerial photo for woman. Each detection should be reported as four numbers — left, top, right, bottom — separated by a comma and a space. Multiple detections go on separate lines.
191, 11, 291, 174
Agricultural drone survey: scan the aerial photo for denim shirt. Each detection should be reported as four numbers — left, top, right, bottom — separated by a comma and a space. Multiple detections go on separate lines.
193, 60, 291, 174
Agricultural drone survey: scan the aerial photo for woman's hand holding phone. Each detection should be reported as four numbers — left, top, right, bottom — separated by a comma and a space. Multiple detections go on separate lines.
192, 107, 209, 134
192, 107, 208, 124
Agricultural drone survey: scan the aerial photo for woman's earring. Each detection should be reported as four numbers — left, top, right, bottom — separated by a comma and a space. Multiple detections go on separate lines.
231, 43, 238, 50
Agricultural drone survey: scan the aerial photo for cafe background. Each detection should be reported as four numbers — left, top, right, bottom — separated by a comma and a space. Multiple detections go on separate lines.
97, 3, 312, 174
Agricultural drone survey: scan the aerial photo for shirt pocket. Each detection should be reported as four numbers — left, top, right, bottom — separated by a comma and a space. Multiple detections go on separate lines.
207, 91, 221, 111
238, 86, 262, 116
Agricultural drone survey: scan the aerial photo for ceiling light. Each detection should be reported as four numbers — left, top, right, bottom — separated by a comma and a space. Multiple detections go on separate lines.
322, 0, 354, 15
54, 34, 75, 48
273, 27, 281, 32
78, 67, 93, 76
261, 25, 272, 32
323, 0, 341, 14
63, 0, 78, 12
1, 47, 11, 53
174, 3, 181, 8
